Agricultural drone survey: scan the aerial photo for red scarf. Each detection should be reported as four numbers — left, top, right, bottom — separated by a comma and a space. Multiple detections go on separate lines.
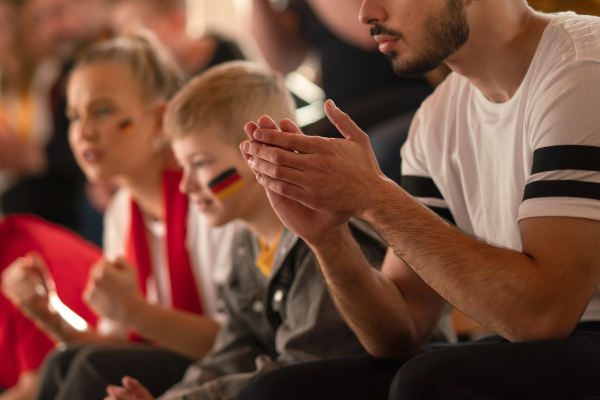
125, 170, 203, 315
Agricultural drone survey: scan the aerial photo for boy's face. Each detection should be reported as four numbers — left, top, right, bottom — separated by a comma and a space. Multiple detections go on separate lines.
172, 129, 263, 227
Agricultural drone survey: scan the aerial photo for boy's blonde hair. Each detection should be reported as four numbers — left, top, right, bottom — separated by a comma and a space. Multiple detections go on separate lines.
164, 61, 296, 145
73, 28, 185, 102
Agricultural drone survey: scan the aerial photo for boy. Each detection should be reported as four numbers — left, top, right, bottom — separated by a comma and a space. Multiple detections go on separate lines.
73, 61, 399, 400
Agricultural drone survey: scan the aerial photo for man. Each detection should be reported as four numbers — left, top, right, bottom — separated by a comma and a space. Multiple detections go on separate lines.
239, 0, 600, 398
252, 0, 446, 183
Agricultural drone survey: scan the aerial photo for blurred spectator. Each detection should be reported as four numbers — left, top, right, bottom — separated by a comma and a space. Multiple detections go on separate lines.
107, 0, 245, 77
1, 0, 110, 245
252, 0, 449, 183
0, 0, 56, 213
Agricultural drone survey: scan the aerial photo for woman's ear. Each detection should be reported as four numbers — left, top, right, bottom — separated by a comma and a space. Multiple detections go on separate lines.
153, 101, 169, 138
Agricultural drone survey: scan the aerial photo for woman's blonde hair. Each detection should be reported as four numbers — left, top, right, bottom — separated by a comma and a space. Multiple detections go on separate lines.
73, 28, 185, 102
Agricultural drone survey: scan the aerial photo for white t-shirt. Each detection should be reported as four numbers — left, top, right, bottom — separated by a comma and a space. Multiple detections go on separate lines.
401, 12, 600, 321
98, 188, 239, 337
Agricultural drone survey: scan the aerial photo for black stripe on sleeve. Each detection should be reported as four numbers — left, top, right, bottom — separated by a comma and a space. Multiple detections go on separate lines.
531, 145, 600, 174
401, 176, 444, 199
523, 180, 600, 201
429, 206, 456, 225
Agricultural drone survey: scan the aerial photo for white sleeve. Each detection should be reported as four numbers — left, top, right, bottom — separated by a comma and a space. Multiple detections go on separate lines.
401, 104, 454, 223
520, 56, 600, 222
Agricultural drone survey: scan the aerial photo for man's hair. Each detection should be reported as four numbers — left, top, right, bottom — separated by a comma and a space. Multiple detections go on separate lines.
164, 61, 296, 146
73, 27, 185, 102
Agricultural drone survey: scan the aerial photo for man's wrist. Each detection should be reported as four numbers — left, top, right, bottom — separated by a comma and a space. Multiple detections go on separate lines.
307, 222, 353, 255
357, 175, 402, 223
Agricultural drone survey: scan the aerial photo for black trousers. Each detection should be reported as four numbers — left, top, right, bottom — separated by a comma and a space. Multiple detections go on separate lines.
36, 343, 193, 400
237, 323, 600, 400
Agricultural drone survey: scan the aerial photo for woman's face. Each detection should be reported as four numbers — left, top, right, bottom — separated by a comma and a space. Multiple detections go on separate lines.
67, 62, 163, 183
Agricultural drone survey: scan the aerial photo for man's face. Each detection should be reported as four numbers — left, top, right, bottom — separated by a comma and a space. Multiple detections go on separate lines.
362, 0, 469, 78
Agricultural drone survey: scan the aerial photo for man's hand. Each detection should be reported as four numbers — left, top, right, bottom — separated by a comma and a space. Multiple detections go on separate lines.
84, 258, 144, 323
242, 115, 350, 245
241, 100, 387, 220
1, 253, 56, 322
105, 377, 154, 400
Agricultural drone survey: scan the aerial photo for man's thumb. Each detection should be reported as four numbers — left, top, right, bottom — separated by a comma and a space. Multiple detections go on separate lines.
324, 100, 368, 142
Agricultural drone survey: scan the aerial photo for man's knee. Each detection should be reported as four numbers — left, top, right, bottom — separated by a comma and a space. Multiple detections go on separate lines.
389, 348, 469, 400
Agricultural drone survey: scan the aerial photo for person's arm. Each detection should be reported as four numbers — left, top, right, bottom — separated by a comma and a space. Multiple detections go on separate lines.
84, 258, 220, 360
1, 254, 104, 343
242, 117, 445, 358
0, 372, 39, 400
251, 0, 310, 74
117, 302, 220, 360
241, 102, 600, 342
308, 228, 446, 358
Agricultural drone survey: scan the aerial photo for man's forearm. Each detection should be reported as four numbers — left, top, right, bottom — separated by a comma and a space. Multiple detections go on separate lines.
308, 224, 430, 358
360, 179, 596, 341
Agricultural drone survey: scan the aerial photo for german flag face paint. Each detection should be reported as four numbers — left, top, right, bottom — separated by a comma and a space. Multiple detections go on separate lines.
208, 168, 246, 202
118, 118, 135, 136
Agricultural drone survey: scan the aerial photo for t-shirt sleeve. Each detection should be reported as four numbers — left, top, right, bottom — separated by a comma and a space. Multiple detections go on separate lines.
401, 107, 456, 224
519, 56, 600, 222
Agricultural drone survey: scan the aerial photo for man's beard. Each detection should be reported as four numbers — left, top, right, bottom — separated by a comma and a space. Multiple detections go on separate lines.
371, 0, 470, 79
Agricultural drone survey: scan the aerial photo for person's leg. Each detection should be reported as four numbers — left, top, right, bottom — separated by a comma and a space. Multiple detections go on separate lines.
236, 355, 407, 400
35, 344, 87, 400
54, 343, 194, 400
390, 329, 600, 400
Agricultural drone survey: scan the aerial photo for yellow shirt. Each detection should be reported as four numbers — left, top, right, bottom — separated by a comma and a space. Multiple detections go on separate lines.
255, 229, 284, 277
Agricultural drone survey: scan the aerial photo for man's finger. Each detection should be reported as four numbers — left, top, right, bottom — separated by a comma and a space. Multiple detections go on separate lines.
256, 173, 308, 205
252, 129, 318, 154
244, 122, 259, 143
280, 118, 304, 135
245, 140, 307, 168
247, 153, 306, 185
256, 115, 279, 130
324, 99, 369, 143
